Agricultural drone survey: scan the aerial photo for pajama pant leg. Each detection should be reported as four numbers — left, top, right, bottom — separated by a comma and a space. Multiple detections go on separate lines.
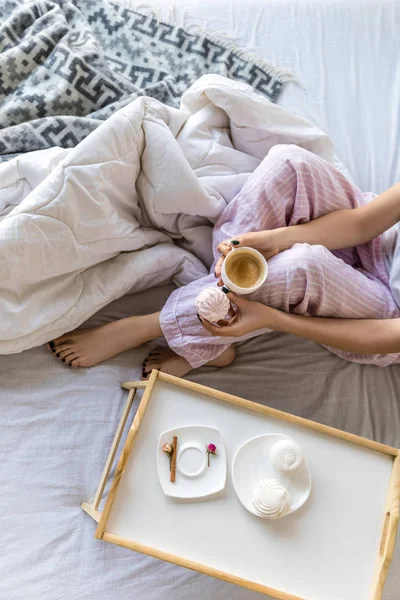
160, 145, 400, 368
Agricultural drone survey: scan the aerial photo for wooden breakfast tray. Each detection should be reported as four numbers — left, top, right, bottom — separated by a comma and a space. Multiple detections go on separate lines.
82, 371, 400, 600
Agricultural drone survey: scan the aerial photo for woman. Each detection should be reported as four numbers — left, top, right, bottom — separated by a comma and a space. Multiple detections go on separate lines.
47, 144, 400, 375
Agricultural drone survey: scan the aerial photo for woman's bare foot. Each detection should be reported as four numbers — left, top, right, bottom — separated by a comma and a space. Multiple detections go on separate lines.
47, 313, 162, 368
142, 345, 236, 379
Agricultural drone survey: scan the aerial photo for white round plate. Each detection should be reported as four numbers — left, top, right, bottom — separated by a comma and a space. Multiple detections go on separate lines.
232, 433, 312, 518
157, 425, 226, 499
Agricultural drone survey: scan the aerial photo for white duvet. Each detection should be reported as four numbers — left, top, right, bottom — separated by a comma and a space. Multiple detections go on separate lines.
0, 74, 333, 354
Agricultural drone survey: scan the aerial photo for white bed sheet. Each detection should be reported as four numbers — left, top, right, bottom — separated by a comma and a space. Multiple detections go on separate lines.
142, 0, 400, 194
2, 2, 400, 600
2, 286, 400, 600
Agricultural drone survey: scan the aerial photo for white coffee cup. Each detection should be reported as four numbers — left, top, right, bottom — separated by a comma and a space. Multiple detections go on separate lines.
221, 246, 268, 295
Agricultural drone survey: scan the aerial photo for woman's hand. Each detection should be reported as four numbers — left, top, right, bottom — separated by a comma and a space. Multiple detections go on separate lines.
214, 230, 282, 281
199, 290, 281, 337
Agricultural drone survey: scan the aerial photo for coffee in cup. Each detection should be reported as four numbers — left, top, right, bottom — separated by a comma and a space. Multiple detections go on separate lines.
221, 246, 268, 295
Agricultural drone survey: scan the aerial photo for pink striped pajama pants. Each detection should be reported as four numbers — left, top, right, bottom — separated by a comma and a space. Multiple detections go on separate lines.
160, 145, 400, 368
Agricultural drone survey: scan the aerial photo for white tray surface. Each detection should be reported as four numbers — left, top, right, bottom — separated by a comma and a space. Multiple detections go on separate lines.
106, 381, 393, 600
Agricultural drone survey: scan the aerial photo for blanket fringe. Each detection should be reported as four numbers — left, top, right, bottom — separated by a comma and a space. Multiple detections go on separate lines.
115, 1, 298, 85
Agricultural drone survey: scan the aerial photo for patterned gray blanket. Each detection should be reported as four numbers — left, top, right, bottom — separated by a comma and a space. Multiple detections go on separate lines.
0, 0, 287, 161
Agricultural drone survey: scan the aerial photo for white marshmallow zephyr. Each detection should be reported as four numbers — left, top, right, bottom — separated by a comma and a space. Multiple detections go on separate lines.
252, 478, 291, 519
195, 286, 230, 323
270, 439, 303, 472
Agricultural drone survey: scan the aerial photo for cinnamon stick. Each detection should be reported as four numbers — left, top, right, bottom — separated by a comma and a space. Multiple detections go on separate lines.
170, 436, 178, 483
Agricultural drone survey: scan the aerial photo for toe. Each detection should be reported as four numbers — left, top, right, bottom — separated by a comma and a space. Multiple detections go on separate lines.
54, 343, 74, 354
65, 353, 79, 365
74, 356, 92, 368
56, 347, 75, 360
143, 358, 160, 370
60, 355, 73, 363
69, 357, 81, 368
144, 360, 159, 370
53, 335, 68, 345
142, 364, 156, 378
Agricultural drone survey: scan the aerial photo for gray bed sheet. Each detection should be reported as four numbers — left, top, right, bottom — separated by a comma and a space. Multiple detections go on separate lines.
1, 284, 399, 600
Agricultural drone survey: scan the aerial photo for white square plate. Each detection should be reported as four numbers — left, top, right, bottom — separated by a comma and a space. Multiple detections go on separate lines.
157, 425, 226, 499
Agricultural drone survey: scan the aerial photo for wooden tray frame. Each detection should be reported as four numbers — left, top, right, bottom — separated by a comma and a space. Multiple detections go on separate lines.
82, 370, 400, 600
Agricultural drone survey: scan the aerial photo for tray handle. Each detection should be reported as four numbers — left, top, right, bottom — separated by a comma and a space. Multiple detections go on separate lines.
379, 510, 399, 561
371, 453, 400, 600
82, 380, 148, 520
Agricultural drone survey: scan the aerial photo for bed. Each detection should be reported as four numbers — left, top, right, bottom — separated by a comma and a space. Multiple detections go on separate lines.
1, 1, 400, 599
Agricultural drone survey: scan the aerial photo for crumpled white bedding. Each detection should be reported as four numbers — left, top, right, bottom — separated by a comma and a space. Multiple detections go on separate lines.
0, 74, 333, 354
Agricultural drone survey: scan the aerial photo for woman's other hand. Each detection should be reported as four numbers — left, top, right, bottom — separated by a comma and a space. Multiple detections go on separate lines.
199, 290, 281, 337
